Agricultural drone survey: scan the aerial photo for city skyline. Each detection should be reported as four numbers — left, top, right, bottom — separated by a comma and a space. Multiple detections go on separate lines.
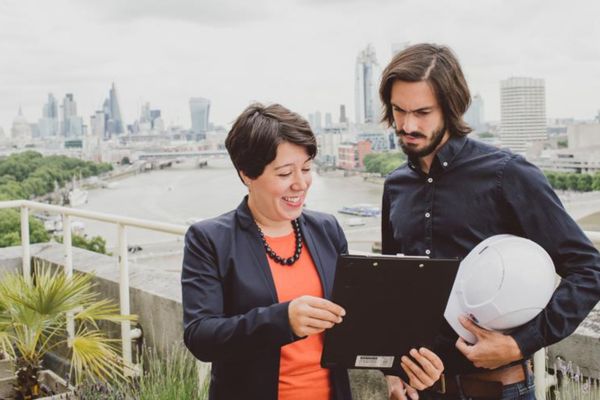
1, 0, 599, 131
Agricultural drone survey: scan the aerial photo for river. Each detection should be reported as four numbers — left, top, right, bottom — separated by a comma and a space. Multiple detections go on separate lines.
79, 159, 384, 252
78, 158, 600, 255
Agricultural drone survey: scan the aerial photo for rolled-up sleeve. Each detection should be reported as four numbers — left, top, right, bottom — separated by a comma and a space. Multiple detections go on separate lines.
181, 225, 296, 362
500, 156, 600, 357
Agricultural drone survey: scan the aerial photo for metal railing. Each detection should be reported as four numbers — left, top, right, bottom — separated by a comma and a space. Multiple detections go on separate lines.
1, 199, 599, 396
0, 199, 187, 374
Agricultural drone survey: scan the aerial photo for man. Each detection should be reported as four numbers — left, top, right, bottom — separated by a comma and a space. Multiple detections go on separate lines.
379, 43, 600, 399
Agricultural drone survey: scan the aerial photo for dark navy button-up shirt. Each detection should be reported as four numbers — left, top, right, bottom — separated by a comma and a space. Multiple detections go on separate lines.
382, 135, 600, 374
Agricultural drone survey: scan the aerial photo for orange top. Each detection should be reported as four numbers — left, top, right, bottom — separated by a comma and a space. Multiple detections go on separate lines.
265, 231, 332, 400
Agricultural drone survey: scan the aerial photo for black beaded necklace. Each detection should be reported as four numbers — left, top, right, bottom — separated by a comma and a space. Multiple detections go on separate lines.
256, 219, 302, 266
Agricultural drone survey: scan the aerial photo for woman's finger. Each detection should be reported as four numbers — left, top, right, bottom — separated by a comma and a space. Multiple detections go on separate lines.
418, 347, 444, 372
409, 348, 442, 380
305, 306, 343, 324
305, 317, 335, 330
401, 362, 427, 391
401, 358, 431, 389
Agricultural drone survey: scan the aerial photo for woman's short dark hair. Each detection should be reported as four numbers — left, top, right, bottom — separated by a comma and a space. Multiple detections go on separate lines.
225, 103, 317, 179
379, 43, 472, 136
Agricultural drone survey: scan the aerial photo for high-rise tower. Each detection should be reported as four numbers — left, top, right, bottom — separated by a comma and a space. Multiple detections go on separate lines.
189, 97, 210, 140
500, 77, 546, 153
354, 44, 381, 124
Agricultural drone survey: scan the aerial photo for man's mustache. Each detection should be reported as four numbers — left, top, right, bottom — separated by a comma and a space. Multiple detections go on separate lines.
396, 130, 426, 139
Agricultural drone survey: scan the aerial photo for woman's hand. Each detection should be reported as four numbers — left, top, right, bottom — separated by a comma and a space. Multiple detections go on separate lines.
288, 295, 345, 337
400, 347, 444, 391
386, 375, 419, 400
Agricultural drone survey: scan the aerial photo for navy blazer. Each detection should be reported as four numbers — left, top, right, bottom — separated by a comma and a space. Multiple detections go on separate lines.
182, 198, 352, 400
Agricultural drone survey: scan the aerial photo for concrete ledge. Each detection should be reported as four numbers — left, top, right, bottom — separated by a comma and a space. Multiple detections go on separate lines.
547, 303, 600, 378
1, 242, 598, 397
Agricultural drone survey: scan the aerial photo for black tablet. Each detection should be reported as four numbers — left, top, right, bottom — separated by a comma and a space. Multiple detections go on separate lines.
321, 254, 459, 370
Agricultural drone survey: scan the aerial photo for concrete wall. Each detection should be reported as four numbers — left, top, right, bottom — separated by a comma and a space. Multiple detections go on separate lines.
1, 242, 598, 396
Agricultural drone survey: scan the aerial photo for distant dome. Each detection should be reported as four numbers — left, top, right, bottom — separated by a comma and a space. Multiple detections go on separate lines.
11, 107, 32, 140
12, 107, 28, 125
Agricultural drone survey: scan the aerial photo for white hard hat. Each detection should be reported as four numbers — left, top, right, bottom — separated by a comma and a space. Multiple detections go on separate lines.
444, 234, 556, 344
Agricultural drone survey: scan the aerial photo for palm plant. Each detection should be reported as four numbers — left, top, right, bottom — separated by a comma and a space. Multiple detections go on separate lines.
0, 261, 136, 398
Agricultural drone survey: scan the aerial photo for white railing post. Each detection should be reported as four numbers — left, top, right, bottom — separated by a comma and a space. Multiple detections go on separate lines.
63, 214, 75, 345
20, 205, 31, 282
117, 223, 133, 374
534, 348, 546, 399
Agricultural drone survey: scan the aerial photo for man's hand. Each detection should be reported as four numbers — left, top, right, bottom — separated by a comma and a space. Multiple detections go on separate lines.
288, 295, 345, 337
386, 375, 419, 400
455, 315, 523, 369
401, 348, 444, 390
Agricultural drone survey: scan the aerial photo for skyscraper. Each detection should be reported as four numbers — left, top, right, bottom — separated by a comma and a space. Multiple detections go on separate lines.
103, 83, 124, 137
38, 93, 59, 137
355, 44, 381, 124
500, 77, 547, 153
314, 111, 322, 132
464, 94, 485, 133
61, 93, 83, 137
189, 97, 210, 140
90, 110, 106, 138
325, 113, 332, 129
339, 104, 347, 124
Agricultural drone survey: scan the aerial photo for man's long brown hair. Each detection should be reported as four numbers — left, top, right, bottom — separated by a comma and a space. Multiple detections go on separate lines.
379, 43, 472, 137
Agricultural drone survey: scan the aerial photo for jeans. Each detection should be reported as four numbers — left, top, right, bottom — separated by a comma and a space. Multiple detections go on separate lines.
421, 363, 537, 400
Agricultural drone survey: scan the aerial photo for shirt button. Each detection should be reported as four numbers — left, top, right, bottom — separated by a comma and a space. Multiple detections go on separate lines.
425, 212, 431, 218
427, 177, 433, 183
443, 162, 448, 167
425, 249, 431, 255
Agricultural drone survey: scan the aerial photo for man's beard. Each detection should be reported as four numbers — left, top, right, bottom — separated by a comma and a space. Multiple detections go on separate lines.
397, 124, 446, 158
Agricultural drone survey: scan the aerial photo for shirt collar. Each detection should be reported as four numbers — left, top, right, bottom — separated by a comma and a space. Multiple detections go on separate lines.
407, 134, 468, 172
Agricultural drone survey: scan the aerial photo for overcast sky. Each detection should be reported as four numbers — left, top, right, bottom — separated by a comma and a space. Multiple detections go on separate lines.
1, 0, 599, 132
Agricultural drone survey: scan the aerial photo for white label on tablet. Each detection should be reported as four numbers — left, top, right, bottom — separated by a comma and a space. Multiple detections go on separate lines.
355, 355, 394, 368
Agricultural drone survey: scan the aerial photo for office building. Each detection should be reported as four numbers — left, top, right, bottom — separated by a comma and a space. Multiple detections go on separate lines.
355, 44, 381, 124
38, 93, 59, 137
500, 77, 547, 153
189, 97, 210, 140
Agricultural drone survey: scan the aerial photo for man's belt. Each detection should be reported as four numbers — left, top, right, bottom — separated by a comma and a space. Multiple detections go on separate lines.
429, 362, 530, 399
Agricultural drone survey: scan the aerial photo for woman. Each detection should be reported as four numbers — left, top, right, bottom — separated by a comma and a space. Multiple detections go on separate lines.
181, 103, 442, 400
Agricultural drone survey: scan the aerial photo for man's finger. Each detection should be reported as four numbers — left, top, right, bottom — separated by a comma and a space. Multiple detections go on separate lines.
455, 337, 473, 358
458, 315, 487, 338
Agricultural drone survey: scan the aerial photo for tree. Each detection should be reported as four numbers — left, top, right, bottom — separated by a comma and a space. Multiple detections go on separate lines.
56, 234, 109, 255
544, 171, 556, 188
554, 173, 568, 191
0, 264, 136, 396
566, 174, 579, 191
0, 209, 49, 247
593, 173, 600, 191
576, 174, 593, 192
0, 151, 113, 202
363, 152, 405, 176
